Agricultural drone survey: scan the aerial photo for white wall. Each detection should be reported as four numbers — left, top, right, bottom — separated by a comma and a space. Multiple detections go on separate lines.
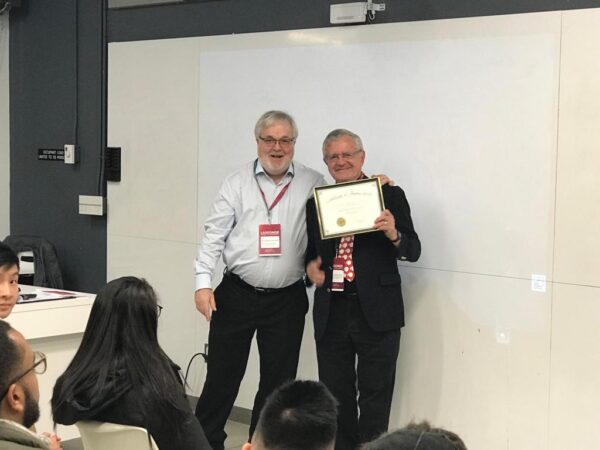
0, 15, 10, 238
107, 9, 600, 450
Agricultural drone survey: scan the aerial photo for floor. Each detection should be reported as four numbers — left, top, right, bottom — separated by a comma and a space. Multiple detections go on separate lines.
61, 419, 250, 450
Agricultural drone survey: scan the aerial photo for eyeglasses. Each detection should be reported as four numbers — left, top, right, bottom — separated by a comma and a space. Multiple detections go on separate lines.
324, 149, 363, 163
258, 136, 296, 148
0, 351, 47, 400
157, 304, 163, 317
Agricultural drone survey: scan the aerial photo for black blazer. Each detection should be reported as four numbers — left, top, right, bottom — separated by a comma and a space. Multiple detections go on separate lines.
306, 184, 421, 341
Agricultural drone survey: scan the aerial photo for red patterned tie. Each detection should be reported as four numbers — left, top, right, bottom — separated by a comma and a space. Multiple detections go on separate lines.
339, 235, 355, 281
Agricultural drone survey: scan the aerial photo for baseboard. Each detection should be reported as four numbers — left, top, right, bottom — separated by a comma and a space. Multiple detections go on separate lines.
228, 406, 252, 425
188, 395, 252, 425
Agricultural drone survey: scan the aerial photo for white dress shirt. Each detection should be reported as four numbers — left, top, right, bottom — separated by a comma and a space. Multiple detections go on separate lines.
195, 160, 325, 290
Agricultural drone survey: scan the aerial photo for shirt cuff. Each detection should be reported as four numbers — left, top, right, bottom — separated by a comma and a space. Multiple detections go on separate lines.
195, 273, 212, 291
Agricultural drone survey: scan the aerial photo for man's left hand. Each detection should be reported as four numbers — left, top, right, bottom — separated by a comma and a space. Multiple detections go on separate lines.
372, 174, 395, 186
374, 209, 399, 243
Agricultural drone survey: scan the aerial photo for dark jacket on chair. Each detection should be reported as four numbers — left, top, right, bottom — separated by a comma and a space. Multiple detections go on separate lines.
3, 235, 63, 288
52, 367, 211, 450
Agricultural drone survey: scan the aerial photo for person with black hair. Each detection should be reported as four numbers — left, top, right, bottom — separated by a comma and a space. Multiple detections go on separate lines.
51, 276, 211, 450
0, 320, 61, 450
0, 242, 20, 319
361, 421, 468, 450
242, 379, 338, 450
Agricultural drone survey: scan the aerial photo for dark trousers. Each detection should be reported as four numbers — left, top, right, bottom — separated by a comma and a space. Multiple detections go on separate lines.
194, 274, 308, 450
317, 293, 401, 450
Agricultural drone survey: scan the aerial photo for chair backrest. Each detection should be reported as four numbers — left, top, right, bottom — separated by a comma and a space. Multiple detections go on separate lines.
76, 421, 159, 450
2, 235, 64, 288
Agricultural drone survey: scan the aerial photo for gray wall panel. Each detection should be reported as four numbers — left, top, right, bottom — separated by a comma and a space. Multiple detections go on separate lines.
0, 15, 9, 238
107, 0, 600, 42
9, 0, 106, 292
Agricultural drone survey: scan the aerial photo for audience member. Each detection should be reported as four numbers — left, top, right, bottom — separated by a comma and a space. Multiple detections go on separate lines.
0, 320, 61, 449
51, 276, 211, 450
242, 380, 338, 450
361, 421, 467, 450
0, 242, 19, 319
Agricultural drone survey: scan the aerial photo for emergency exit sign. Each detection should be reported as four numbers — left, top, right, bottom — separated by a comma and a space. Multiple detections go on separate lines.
38, 148, 64, 161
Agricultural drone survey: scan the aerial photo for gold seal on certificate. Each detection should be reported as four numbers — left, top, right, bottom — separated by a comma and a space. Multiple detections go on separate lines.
313, 178, 385, 239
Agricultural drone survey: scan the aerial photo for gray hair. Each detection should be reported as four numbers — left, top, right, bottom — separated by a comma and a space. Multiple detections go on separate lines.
254, 110, 298, 139
322, 128, 363, 156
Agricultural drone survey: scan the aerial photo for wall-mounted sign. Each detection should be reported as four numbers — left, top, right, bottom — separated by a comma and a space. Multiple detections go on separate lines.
38, 148, 64, 161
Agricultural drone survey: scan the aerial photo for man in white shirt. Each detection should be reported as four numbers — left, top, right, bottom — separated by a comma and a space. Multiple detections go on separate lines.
241, 380, 337, 450
194, 110, 325, 450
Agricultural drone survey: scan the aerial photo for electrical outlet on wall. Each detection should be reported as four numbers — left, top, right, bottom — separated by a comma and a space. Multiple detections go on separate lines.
79, 195, 106, 216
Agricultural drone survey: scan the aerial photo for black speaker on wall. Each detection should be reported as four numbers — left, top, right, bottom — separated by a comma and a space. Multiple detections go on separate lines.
105, 147, 122, 182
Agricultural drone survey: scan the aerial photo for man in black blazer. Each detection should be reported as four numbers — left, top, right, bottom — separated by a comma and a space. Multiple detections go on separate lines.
306, 129, 421, 450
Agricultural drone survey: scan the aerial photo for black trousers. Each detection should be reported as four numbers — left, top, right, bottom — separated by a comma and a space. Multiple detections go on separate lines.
194, 273, 308, 450
317, 293, 401, 450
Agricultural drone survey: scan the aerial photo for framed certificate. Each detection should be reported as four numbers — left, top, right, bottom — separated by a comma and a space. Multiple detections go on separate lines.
313, 177, 385, 239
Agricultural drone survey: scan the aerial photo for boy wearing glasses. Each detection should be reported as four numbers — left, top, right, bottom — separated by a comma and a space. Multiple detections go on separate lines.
0, 242, 20, 320
0, 321, 61, 449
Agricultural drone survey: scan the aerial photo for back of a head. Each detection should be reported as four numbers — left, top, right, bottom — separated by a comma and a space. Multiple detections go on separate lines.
77, 276, 161, 361
56, 277, 173, 385
254, 380, 337, 450
361, 422, 467, 450
0, 321, 21, 409
52, 277, 189, 434
0, 321, 40, 430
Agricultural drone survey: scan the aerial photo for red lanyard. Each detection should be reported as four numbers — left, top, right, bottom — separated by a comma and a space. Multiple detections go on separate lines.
255, 160, 294, 221
259, 181, 292, 214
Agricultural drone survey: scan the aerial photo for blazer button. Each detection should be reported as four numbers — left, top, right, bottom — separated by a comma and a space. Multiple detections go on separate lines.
326, 288, 331, 292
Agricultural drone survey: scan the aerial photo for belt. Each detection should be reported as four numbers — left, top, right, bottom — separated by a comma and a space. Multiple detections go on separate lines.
224, 269, 304, 294
332, 291, 359, 300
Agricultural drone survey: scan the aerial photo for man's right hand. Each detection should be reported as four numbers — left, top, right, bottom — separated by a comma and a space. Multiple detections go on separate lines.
306, 257, 325, 288
195, 288, 217, 321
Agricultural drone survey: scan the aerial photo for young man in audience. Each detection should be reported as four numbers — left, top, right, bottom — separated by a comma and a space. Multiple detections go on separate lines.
0, 320, 61, 449
242, 380, 338, 450
361, 421, 467, 450
0, 242, 19, 319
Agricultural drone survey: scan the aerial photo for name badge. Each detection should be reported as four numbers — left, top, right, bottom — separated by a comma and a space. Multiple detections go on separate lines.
331, 257, 345, 291
258, 224, 282, 256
